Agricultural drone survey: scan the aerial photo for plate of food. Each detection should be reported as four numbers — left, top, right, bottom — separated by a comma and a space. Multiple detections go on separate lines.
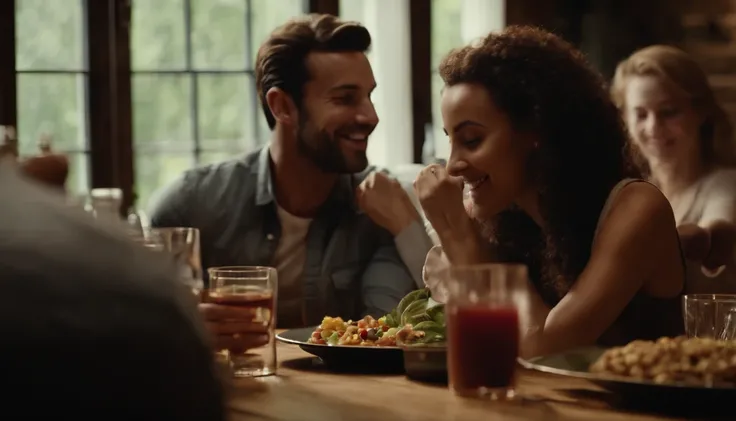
519, 336, 736, 408
276, 289, 447, 372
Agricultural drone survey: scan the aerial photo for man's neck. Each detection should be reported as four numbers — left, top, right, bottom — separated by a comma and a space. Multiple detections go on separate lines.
268, 134, 339, 218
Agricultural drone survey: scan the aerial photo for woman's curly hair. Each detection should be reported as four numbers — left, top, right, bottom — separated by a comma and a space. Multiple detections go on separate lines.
439, 26, 639, 305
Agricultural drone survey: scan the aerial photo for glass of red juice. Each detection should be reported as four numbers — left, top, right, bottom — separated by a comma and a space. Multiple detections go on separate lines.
443, 263, 528, 400
207, 266, 277, 377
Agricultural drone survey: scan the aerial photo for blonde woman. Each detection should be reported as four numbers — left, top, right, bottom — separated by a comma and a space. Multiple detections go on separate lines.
612, 45, 736, 294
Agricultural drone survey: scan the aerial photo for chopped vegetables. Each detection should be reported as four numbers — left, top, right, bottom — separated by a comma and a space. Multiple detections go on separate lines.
306, 288, 446, 347
327, 331, 340, 346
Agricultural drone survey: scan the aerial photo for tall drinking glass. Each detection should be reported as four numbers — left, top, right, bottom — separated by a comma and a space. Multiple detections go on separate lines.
443, 263, 529, 400
683, 294, 736, 340
89, 188, 123, 222
139, 227, 203, 296
208, 266, 277, 377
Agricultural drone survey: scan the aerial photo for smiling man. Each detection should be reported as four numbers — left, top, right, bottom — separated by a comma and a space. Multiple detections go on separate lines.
149, 14, 416, 329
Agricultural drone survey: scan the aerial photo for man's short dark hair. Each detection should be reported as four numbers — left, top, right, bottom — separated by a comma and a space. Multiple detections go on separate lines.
255, 13, 371, 130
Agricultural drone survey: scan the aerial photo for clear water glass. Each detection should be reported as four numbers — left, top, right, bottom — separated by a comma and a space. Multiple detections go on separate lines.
682, 294, 736, 340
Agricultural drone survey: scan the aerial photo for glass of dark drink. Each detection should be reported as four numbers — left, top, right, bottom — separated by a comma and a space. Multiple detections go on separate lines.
208, 266, 277, 377
443, 263, 528, 400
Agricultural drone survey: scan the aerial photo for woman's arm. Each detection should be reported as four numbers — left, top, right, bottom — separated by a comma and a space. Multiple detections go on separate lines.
695, 171, 736, 273
677, 223, 710, 263
521, 182, 683, 358
679, 221, 736, 275
702, 220, 736, 274
394, 220, 436, 288
356, 171, 437, 287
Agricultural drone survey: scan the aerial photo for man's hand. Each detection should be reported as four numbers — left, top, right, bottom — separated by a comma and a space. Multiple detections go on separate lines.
357, 171, 420, 236
198, 303, 270, 353
678, 224, 711, 263
678, 221, 736, 274
703, 220, 736, 273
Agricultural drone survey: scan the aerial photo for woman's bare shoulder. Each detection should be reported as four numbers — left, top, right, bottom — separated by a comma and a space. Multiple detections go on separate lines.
596, 181, 683, 297
600, 181, 674, 233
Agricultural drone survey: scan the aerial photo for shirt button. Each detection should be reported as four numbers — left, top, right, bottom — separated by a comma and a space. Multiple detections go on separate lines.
266, 233, 275, 241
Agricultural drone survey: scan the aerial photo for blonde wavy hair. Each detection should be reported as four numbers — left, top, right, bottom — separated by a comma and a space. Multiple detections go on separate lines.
611, 45, 736, 173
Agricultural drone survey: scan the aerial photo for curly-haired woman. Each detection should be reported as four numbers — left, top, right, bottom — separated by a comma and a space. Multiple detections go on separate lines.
417, 26, 685, 358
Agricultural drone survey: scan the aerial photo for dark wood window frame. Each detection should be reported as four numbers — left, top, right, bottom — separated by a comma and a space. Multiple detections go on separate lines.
0, 1, 17, 131
409, 0, 431, 164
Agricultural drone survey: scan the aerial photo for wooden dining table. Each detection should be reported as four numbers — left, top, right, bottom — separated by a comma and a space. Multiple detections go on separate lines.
225, 333, 719, 421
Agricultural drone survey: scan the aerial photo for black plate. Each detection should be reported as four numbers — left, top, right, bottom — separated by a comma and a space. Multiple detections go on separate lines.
276, 327, 404, 372
519, 346, 736, 413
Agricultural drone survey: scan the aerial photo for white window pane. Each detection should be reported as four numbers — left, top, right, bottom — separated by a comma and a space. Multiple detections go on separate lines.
191, 0, 247, 70
431, 0, 462, 161
197, 74, 253, 151
340, 0, 366, 24
200, 151, 238, 166
131, 0, 187, 70
338, 0, 372, 62
15, 0, 85, 71
66, 152, 90, 196
249, 0, 305, 66
133, 75, 194, 151
431, 0, 462, 69
16, 74, 88, 155
135, 153, 196, 211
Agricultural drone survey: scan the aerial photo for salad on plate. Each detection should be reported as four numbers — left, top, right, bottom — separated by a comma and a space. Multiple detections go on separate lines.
307, 288, 446, 347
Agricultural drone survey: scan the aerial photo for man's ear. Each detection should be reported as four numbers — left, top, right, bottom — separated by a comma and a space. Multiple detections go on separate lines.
265, 87, 299, 127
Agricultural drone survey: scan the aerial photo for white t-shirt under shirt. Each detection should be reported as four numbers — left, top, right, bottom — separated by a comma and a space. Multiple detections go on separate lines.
671, 168, 736, 294
272, 204, 313, 328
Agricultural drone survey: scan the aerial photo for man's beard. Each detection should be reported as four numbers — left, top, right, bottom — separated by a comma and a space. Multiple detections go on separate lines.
296, 117, 368, 174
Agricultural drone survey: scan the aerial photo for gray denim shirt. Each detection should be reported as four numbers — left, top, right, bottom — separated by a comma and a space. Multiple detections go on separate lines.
148, 146, 418, 325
